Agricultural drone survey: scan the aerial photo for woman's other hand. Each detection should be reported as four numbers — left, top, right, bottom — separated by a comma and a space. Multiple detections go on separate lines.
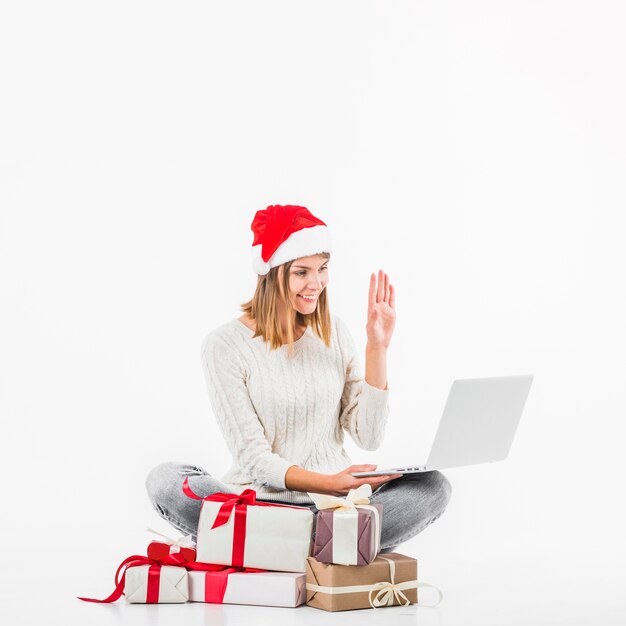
326, 464, 402, 497
366, 270, 396, 349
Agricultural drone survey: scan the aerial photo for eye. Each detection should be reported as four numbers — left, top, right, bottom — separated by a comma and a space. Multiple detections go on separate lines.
295, 266, 328, 277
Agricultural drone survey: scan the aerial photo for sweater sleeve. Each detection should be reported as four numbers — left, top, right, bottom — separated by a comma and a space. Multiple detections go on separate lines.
335, 317, 390, 451
200, 334, 296, 490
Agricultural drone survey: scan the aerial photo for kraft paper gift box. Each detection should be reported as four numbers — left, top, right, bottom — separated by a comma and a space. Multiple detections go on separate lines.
183, 478, 314, 573
308, 485, 382, 566
124, 564, 189, 603
188, 568, 306, 607
305, 553, 418, 612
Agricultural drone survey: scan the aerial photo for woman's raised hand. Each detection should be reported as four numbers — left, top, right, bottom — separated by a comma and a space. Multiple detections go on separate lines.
366, 270, 396, 349
326, 464, 402, 497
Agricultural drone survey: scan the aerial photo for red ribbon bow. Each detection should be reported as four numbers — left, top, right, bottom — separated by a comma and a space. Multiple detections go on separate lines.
186, 487, 258, 529
78, 552, 188, 604
183, 479, 258, 566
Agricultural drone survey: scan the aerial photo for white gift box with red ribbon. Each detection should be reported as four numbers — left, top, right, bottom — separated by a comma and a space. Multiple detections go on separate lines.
188, 569, 306, 606
124, 564, 189, 604
183, 478, 314, 573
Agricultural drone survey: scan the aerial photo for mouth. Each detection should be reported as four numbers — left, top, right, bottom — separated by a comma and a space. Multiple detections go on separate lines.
298, 294, 318, 302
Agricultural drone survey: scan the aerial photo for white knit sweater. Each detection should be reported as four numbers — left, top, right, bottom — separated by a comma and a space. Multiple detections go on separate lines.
199, 313, 390, 504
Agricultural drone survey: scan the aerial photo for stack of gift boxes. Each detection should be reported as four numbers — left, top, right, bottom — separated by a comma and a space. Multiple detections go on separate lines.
79, 480, 440, 611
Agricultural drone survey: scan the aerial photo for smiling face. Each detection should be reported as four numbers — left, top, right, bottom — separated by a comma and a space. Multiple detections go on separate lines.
287, 253, 330, 314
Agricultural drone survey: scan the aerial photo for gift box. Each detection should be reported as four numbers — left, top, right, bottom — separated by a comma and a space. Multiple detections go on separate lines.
308, 485, 382, 565
125, 564, 189, 603
78, 553, 190, 604
188, 568, 306, 607
305, 553, 418, 612
183, 478, 314, 573
147, 541, 196, 563
146, 528, 196, 562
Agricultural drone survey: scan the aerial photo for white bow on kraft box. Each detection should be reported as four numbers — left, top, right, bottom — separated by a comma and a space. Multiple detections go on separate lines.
308, 484, 382, 566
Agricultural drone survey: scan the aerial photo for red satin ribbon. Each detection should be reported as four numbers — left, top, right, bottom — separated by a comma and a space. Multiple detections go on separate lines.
204, 567, 238, 603
182, 477, 307, 568
201, 566, 266, 603
77, 549, 268, 605
146, 564, 161, 603
182, 481, 258, 530
78, 552, 188, 604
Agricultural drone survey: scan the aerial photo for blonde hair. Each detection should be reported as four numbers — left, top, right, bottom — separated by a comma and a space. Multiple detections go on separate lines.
239, 253, 332, 357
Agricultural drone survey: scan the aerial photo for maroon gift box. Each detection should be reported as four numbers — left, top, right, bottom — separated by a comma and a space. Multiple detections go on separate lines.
312, 503, 383, 566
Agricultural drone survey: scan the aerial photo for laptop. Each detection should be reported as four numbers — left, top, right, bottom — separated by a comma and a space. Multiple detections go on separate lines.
351, 374, 534, 477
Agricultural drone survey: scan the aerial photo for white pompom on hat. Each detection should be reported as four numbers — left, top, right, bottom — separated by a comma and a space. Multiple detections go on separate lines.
250, 205, 332, 275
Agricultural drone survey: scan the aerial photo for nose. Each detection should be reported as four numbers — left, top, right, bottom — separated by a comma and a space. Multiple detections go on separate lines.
309, 274, 323, 290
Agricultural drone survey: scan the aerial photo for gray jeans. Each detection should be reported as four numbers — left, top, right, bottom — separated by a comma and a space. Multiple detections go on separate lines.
145, 462, 451, 553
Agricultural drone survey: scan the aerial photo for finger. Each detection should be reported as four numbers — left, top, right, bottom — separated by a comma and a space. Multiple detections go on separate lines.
384, 273, 390, 303
377, 472, 402, 481
389, 283, 395, 309
377, 269, 384, 303
367, 478, 391, 489
354, 478, 385, 489
349, 464, 377, 471
368, 274, 376, 310
371, 473, 402, 485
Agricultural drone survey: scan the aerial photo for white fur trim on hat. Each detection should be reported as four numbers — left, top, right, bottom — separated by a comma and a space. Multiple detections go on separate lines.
251, 225, 332, 275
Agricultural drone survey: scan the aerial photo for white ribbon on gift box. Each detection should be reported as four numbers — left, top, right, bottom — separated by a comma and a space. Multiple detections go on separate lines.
146, 528, 195, 554
305, 556, 443, 609
307, 484, 381, 565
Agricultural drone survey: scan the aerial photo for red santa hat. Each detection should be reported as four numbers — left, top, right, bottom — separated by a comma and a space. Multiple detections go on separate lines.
250, 205, 332, 275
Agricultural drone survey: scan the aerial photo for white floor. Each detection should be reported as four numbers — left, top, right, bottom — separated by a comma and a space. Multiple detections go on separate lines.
4, 551, 623, 626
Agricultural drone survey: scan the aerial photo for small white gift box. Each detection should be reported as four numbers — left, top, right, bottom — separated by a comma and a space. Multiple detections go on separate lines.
124, 564, 189, 603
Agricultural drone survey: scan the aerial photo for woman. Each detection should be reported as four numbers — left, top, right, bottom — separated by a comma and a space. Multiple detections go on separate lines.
146, 204, 451, 553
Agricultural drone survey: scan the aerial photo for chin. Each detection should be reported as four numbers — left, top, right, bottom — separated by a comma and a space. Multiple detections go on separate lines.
294, 302, 317, 314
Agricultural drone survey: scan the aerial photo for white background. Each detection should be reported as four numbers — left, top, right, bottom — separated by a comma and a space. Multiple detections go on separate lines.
1, 1, 624, 625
